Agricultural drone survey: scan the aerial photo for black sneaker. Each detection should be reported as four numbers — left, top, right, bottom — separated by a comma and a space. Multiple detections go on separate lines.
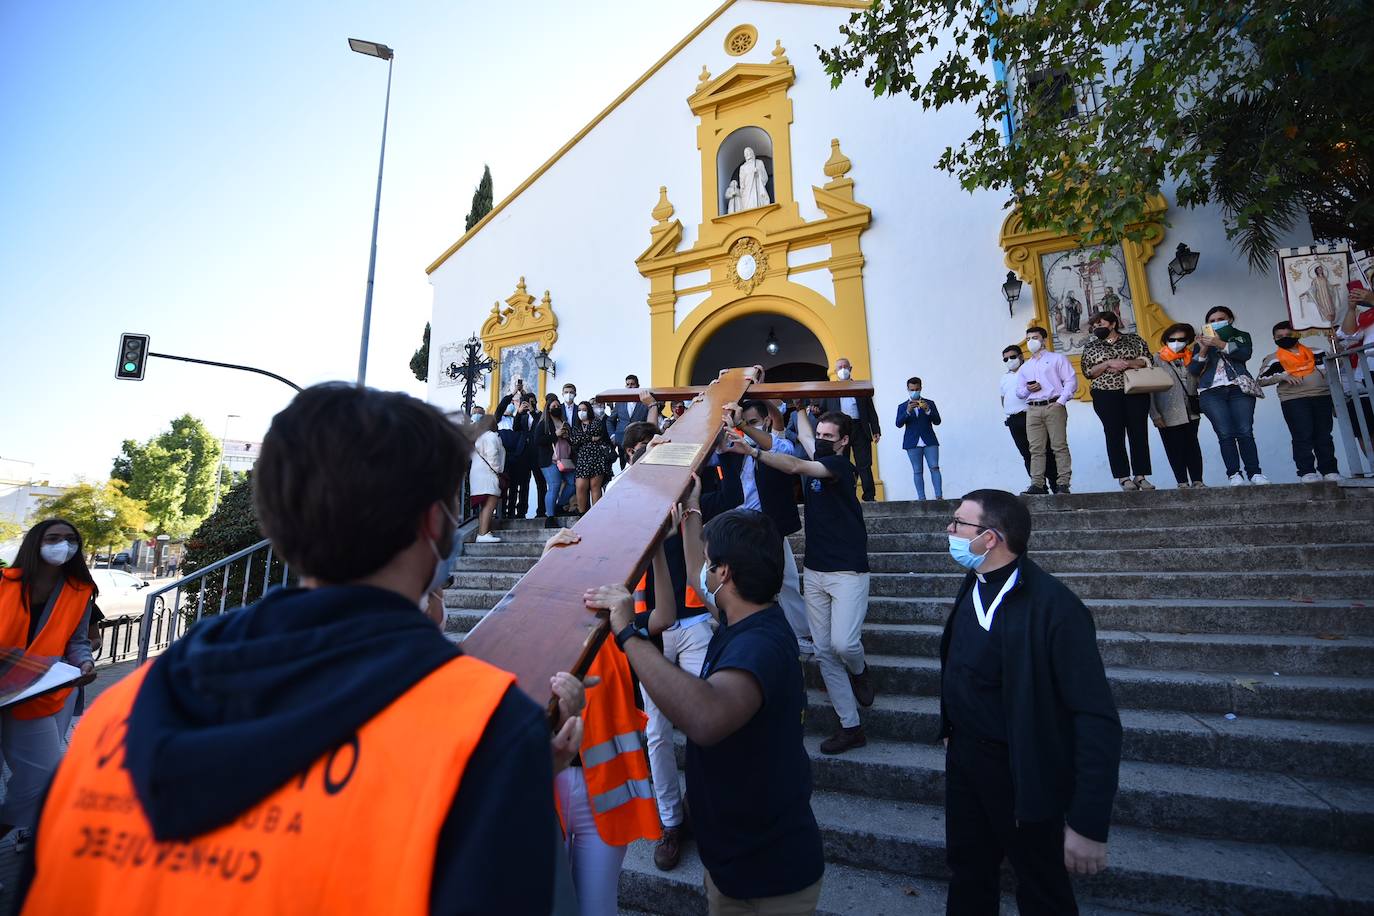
1058, 485, 1071, 494
1021, 485, 1049, 496
820, 725, 867, 755
849, 665, 876, 708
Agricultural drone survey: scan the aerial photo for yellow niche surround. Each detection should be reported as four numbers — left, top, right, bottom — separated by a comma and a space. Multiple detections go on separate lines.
637, 49, 885, 496
479, 277, 558, 412
999, 196, 1176, 402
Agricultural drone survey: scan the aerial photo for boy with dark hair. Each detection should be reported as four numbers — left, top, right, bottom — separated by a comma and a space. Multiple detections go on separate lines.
19, 384, 577, 915
941, 488, 1121, 915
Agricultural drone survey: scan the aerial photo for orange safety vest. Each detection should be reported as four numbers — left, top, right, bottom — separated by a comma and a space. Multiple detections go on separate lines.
0, 569, 93, 719
575, 641, 659, 846
22, 654, 514, 916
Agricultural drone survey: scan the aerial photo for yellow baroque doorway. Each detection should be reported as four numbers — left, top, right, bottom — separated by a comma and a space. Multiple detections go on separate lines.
670, 292, 840, 385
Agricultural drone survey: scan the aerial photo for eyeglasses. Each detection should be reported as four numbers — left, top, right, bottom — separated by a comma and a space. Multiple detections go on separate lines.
1167, 337, 1189, 343
948, 517, 990, 532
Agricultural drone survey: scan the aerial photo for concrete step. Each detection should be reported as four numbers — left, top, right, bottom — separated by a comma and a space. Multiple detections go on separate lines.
617, 839, 1145, 915
454, 543, 1374, 576
847, 626, 1374, 679
858, 570, 1372, 601
443, 593, 1374, 639
859, 596, 1374, 636
851, 498, 1374, 533
851, 481, 1369, 515
859, 544, 1372, 574
801, 788, 1374, 916
447, 568, 1372, 601
812, 654, 1374, 723
780, 737, 1374, 853
822, 522, 1374, 553
805, 692, 1374, 779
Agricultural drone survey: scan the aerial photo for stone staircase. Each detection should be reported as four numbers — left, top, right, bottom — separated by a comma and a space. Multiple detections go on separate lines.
444, 482, 1374, 915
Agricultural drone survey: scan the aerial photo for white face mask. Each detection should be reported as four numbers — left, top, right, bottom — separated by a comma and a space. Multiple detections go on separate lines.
1026, 338, 1043, 354
577, 410, 589, 421
1004, 356, 1022, 369
837, 367, 851, 380
41, 542, 77, 566
698, 560, 723, 611
563, 393, 575, 404
1168, 341, 1187, 353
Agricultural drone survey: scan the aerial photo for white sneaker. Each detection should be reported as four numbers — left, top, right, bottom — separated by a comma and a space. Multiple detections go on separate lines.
1324, 472, 1343, 481
1229, 473, 1249, 486
1300, 472, 1322, 483
475, 533, 502, 543
1249, 474, 1271, 485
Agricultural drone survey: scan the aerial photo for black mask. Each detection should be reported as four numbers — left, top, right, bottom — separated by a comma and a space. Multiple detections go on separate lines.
814, 439, 836, 458
1092, 327, 1112, 340
1276, 336, 1300, 350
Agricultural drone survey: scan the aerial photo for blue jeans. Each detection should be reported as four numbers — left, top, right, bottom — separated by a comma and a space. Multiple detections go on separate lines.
542, 464, 576, 516
1199, 385, 1261, 477
905, 444, 942, 500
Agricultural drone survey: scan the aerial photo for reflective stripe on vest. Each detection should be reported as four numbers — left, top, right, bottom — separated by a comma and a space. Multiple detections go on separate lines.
0, 570, 92, 719
22, 653, 514, 916
591, 777, 655, 815
633, 574, 649, 614
577, 642, 659, 846
580, 729, 646, 769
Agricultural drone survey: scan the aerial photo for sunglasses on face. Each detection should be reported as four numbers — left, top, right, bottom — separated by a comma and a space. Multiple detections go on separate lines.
1167, 337, 1188, 343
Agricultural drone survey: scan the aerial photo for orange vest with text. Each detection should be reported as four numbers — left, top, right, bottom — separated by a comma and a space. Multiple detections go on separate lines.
576, 641, 659, 846
21, 654, 514, 916
0, 569, 93, 719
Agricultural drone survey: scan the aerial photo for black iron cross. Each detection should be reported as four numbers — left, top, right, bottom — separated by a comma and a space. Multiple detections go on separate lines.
443, 333, 494, 416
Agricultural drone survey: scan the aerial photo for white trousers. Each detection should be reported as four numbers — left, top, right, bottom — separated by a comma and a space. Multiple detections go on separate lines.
778, 539, 811, 650
640, 617, 713, 827
555, 766, 628, 916
803, 568, 870, 729
0, 712, 63, 829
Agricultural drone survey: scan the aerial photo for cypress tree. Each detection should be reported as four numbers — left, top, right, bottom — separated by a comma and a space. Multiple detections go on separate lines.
464, 164, 494, 231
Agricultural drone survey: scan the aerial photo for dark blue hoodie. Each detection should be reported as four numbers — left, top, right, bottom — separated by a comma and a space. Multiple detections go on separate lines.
18, 584, 557, 915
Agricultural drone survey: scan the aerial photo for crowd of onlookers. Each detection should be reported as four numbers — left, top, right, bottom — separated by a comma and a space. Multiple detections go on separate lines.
996, 287, 1374, 495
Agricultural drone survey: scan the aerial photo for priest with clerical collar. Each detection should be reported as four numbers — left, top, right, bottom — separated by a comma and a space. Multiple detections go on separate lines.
938, 489, 1122, 916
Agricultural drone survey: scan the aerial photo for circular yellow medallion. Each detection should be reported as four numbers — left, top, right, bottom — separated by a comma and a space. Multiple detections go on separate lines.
724, 25, 757, 57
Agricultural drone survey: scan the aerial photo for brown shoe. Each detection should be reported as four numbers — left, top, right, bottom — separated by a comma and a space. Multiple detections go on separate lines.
849, 665, 876, 708
653, 826, 682, 871
819, 725, 867, 755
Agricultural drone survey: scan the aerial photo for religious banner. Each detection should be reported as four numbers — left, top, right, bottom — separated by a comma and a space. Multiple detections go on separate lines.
1276, 244, 1351, 330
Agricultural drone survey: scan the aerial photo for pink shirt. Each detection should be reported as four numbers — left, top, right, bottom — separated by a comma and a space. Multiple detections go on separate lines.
1015, 350, 1078, 404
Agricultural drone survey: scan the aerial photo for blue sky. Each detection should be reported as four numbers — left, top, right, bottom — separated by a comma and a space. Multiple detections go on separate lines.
0, 0, 721, 483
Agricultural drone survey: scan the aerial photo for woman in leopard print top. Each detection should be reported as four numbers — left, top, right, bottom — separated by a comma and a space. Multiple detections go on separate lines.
1080, 310, 1155, 490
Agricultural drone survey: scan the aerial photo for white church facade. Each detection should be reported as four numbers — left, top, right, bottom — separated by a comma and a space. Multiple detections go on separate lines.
426, 0, 1316, 500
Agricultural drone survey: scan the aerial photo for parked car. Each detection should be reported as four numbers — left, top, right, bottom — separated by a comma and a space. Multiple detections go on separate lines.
93, 552, 133, 571
90, 569, 162, 619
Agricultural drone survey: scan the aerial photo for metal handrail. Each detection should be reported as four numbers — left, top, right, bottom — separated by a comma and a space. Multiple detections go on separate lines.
136, 537, 291, 663
1327, 337, 1374, 479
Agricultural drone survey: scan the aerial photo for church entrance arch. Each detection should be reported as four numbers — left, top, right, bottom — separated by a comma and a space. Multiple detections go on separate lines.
688, 312, 826, 385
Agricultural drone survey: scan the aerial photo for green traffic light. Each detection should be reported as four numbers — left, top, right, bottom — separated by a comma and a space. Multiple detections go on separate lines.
124, 362, 137, 372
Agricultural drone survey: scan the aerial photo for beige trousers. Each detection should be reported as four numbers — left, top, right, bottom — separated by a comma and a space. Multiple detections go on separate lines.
706, 872, 822, 915
1026, 402, 1072, 488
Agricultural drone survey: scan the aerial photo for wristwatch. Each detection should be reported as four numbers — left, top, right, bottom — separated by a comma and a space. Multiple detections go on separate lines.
615, 622, 648, 650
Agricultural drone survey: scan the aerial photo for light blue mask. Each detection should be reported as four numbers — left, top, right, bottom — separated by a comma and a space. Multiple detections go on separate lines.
699, 560, 723, 611
948, 533, 990, 571
1210, 318, 1230, 330
907, 390, 921, 400
423, 505, 463, 605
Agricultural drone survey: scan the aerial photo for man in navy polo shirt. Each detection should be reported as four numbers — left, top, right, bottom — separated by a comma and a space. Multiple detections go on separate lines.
585, 507, 824, 914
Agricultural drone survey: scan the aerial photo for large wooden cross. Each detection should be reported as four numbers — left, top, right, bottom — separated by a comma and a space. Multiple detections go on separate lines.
460, 367, 874, 720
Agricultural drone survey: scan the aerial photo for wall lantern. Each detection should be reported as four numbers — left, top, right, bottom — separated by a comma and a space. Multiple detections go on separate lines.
1168, 243, 1200, 294
1001, 271, 1023, 316
534, 348, 557, 378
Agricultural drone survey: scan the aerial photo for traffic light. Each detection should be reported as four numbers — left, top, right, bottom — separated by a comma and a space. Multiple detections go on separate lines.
116, 333, 151, 380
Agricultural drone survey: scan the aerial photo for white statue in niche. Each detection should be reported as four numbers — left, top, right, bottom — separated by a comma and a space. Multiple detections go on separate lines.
737, 147, 771, 210
725, 180, 741, 214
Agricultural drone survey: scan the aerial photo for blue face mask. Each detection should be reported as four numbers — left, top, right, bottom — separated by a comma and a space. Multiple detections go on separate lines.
908, 390, 922, 400
423, 505, 463, 605
948, 532, 991, 570
1210, 318, 1230, 330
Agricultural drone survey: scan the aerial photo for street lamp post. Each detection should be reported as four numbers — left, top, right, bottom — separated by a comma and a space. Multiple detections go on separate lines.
212, 413, 240, 512
349, 38, 395, 387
